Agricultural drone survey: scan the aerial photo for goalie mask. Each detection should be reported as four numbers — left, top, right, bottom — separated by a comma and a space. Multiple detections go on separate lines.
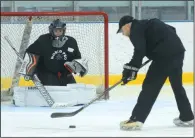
64, 59, 89, 77
49, 19, 67, 48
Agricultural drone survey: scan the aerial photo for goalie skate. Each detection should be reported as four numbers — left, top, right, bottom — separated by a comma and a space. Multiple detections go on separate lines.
173, 117, 193, 127
120, 119, 143, 131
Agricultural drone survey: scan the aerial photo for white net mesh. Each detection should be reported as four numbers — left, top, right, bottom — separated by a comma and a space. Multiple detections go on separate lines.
1, 12, 108, 101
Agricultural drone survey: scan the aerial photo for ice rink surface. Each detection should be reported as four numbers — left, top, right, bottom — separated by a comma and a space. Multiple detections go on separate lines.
1, 85, 194, 137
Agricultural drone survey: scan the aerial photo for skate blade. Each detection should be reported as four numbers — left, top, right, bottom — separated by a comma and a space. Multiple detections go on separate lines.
120, 126, 142, 131
175, 122, 193, 127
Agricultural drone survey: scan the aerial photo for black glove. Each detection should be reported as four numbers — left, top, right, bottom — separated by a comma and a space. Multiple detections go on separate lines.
122, 63, 139, 85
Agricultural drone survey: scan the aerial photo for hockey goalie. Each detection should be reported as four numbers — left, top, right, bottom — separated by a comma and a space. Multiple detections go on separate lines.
13, 19, 96, 107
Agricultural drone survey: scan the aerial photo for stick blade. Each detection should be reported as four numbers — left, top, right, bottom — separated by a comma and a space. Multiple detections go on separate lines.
50, 107, 84, 118
51, 112, 76, 118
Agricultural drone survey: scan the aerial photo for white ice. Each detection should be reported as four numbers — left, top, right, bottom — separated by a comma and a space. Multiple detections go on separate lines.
1, 85, 194, 137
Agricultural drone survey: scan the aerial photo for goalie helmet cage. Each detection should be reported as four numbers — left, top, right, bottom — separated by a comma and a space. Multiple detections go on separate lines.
1, 11, 109, 100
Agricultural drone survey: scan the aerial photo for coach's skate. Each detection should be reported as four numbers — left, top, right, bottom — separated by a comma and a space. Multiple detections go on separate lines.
173, 117, 193, 127
120, 119, 143, 131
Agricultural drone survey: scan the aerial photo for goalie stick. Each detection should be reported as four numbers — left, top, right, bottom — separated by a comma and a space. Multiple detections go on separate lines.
50, 59, 151, 118
4, 36, 74, 108
9, 17, 32, 96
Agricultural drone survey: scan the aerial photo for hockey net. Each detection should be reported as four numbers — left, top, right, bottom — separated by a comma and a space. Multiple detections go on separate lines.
1, 12, 109, 102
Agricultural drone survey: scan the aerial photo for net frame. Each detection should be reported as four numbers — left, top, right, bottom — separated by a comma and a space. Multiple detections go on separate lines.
1, 11, 109, 99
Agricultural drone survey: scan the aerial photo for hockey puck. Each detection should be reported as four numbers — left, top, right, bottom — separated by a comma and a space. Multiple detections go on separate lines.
69, 125, 76, 128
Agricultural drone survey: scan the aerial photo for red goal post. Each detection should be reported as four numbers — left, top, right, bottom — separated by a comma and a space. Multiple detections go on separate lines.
1, 11, 109, 99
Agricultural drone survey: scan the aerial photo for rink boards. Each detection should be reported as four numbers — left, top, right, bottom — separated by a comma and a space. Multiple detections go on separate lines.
1, 72, 193, 91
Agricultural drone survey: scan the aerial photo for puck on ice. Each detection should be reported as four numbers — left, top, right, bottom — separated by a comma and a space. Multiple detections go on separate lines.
69, 125, 76, 128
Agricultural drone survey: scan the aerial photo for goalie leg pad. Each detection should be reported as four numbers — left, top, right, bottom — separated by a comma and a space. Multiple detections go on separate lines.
19, 52, 40, 80
13, 84, 97, 107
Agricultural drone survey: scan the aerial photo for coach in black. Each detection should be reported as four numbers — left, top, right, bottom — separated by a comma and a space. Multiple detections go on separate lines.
117, 15, 194, 131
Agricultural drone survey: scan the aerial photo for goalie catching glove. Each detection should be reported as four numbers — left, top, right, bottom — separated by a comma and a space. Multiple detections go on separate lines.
64, 59, 88, 77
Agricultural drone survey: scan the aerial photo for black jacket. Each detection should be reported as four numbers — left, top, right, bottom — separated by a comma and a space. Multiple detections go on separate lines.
26, 33, 81, 74
129, 18, 185, 68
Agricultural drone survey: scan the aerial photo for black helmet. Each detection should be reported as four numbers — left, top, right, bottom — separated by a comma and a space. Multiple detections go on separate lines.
49, 19, 66, 38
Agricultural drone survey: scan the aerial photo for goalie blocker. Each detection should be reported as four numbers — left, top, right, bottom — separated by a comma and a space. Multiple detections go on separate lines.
19, 52, 40, 80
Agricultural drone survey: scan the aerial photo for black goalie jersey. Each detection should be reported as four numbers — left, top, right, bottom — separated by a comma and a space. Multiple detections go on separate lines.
26, 33, 81, 86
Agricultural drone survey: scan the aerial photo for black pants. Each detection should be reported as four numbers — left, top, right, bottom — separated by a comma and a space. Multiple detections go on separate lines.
37, 71, 76, 86
130, 52, 194, 123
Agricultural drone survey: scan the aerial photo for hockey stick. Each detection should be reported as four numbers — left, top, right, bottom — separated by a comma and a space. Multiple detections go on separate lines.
50, 59, 151, 118
4, 36, 74, 108
9, 17, 32, 96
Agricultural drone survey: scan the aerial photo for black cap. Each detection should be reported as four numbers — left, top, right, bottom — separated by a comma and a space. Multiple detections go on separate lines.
117, 15, 134, 33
